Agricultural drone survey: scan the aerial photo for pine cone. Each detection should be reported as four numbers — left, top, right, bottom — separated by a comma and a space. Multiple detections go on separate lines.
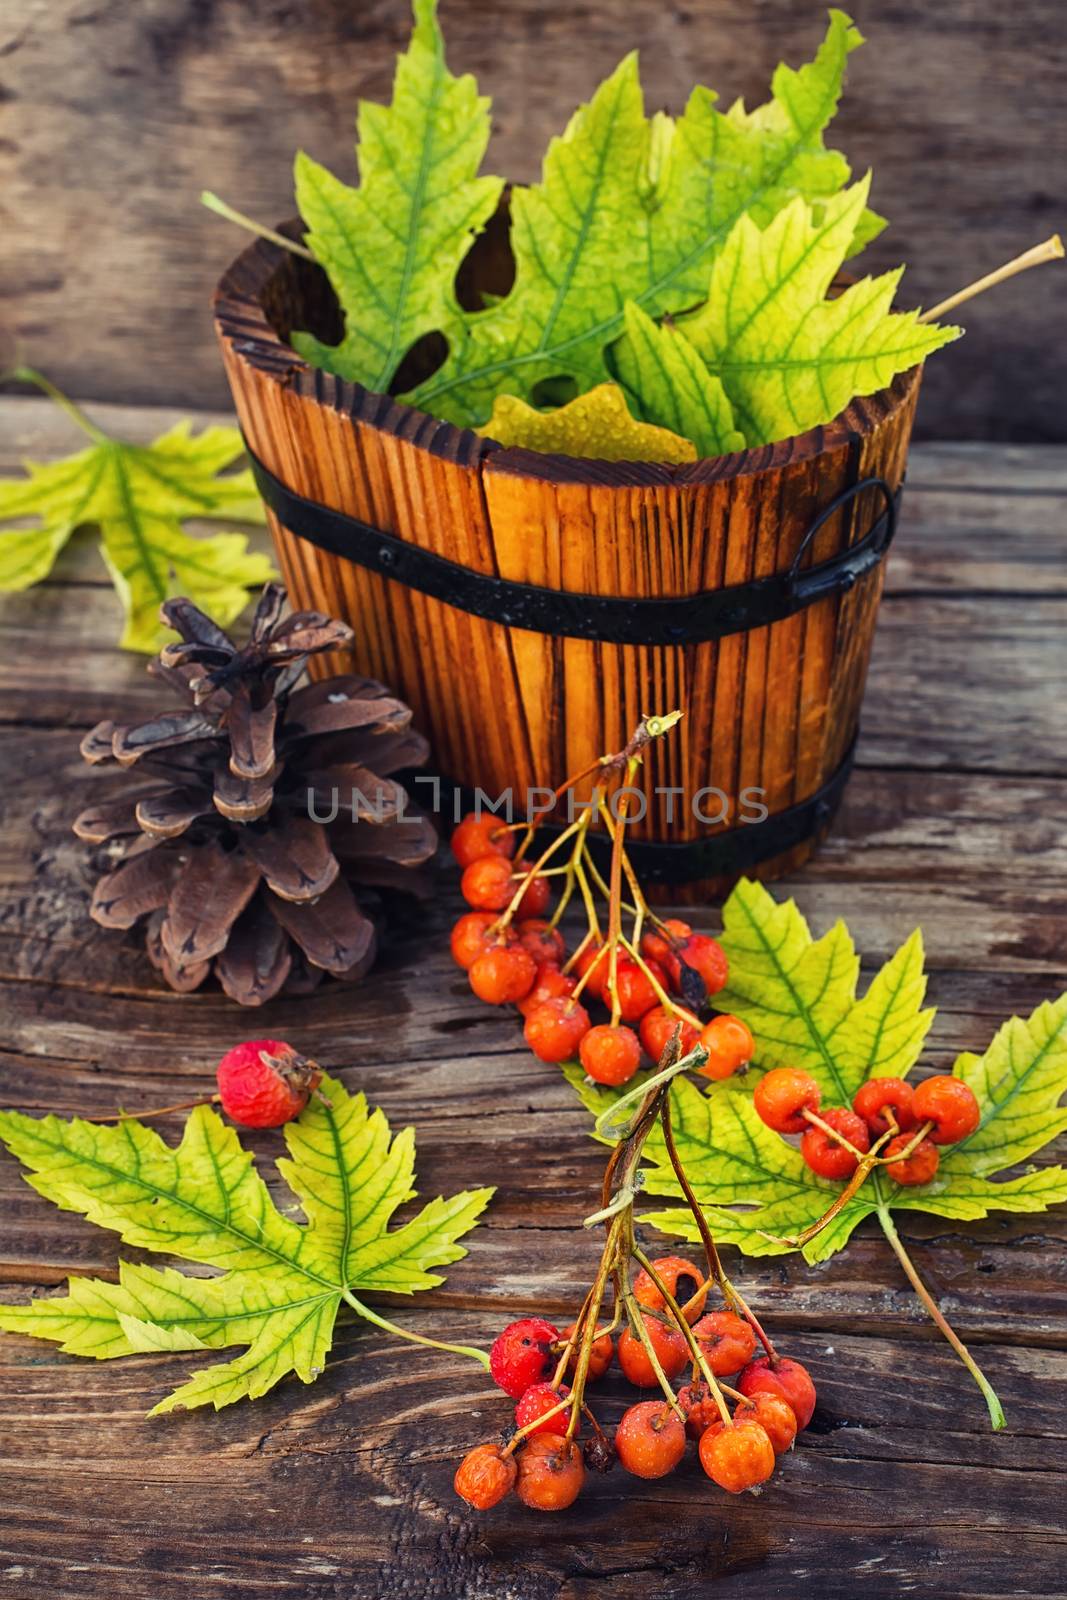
74, 584, 437, 1004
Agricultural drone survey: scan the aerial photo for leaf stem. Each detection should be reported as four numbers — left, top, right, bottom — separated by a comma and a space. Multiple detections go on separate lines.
4, 367, 108, 442
919, 234, 1063, 324
876, 1208, 1005, 1431
201, 191, 315, 261
340, 1289, 490, 1370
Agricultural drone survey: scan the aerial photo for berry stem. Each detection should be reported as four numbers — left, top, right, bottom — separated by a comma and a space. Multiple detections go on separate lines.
6, 366, 109, 442
631, 1244, 731, 1426
620, 933, 695, 1018
604, 758, 639, 1027
659, 1089, 778, 1362
495, 818, 584, 927
918, 233, 1063, 324
871, 1120, 934, 1165
876, 1208, 1006, 1431
339, 1289, 490, 1371
760, 1127, 897, 1251
80, 1095, 220, 1122
201, 190, 317, 259
800, 1105, 868, 1161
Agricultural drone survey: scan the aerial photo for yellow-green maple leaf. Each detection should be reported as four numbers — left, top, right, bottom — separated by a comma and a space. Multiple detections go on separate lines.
674, 178, 961, 445
403, 10, 875, 426
292, 0, 503, 390
0, 1076, 492, 1413
479, 383, 697, 463
0, 400, 272, 652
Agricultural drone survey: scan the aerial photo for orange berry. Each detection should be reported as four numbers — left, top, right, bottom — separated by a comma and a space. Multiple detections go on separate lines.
737, 1355, 816, 1429
604, 956, 666, 1022
639, 1004, 700, 1064
699, 1418, 775, 1493
469, 944, 537, 1004
668, 933, 729, 998
523, 996, 591, 1063
697, 1014, 755, 1080
460, 854, 515, 912
453, 1442, 517, 1509
450, 813, 516, 870
852, 1075, 916, 1138
514, 873, 551, 919
910, 1075, 981, 1145
450, 911, 510, 970
618, 1318, 689, 1386
517, 965, 577, 1019
692, 1310, 757, 1376
800, 1105, 870, 1180
516, 919, 565, 966
579, 1023, 641, 1086
514, 1434, 584, 1511
557, 1322, 614, 1381
883, 1132, 940, 1185
640, 918, 692, 967
753, 1066, 821, 1134
632, 1256, 707, 1323
614, 1400, 687, 1479
733, 1393, 797, 1455
514, 1382, 577, 1439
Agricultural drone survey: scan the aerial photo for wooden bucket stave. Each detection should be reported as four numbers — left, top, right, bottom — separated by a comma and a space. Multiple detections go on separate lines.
215, 234, 920, 900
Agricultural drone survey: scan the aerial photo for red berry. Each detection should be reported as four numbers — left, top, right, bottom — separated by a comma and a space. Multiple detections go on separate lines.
632, 1256, 707, 1323
453, 1441, 517, 1509
697, 1014, 755, 1080
450, 812, 515, 870
517, 965, 577, 1019
692, 1310, 757, 1376
911, 1075, 981, 1145
579, 1024, 641, 1086
800, 1105, 870, 1180
618, 1318, 688, 1386
753, 1066, 821, 1134
668, 933, 729, 998
515, 1383, 576, 1439
852, 1075, 916, 1138
215, 1039, 321, 1129
469, 944, 538, 1005
640, 919, 692, 968
572, 940, 609, 1000
489, 1317, 560, 1399
699, 1418, 775, 1493
515, 1434, 584, 1511
523, 996, 591, 1063
605, 957, 666, 1023
514, 874, 551, 920
677, 1380, 723, 1439
883, 1132, 940, 1185
639, 1005, 701, 1063
614, 1401, 687, 1479
450, 911, 511, 971
461, 854, 515, 912
516, 919, 566, 966
733, 1393, 797, 1455
738, 1355, 816, 1429
557, 1322, 614, 1381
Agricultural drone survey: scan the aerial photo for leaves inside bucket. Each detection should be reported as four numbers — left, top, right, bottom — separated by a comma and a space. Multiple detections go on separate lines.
280, 3, 959, 457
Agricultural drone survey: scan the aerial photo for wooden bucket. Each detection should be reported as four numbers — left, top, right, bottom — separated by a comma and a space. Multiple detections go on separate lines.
214, 232, 920, 900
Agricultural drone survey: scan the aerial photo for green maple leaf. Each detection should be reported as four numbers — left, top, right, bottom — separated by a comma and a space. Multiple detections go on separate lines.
672, 178, 961, 445
565, 879, 1067, 1426
0, 380, 272, 652
0, 1076, 493, 1413
614, 302, 746, 457
291, 0, 503, 391
404, 10, 876, 426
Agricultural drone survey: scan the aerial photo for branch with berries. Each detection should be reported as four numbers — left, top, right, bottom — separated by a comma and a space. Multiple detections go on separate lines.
455, 1034, 814, 1510
450, 713, 754, 1088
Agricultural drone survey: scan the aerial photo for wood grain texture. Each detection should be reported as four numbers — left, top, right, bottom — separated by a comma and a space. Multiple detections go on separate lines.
2, 1, 1065, 439
1, 398, 1066, 1595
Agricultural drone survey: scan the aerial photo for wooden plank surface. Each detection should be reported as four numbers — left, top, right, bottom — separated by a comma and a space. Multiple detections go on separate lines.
1, 397, 1066, 1598
2, 2, 1066, 443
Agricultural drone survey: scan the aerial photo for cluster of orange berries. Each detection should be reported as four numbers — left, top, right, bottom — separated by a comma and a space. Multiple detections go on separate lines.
754, 1066, 981, 1185
453, 1255, 815, 1511
449, 812, 754, 1087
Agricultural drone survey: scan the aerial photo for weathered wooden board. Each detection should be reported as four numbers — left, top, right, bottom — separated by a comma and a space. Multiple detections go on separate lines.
0, 398, 1065, 1597
1, 2, 1066, 439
